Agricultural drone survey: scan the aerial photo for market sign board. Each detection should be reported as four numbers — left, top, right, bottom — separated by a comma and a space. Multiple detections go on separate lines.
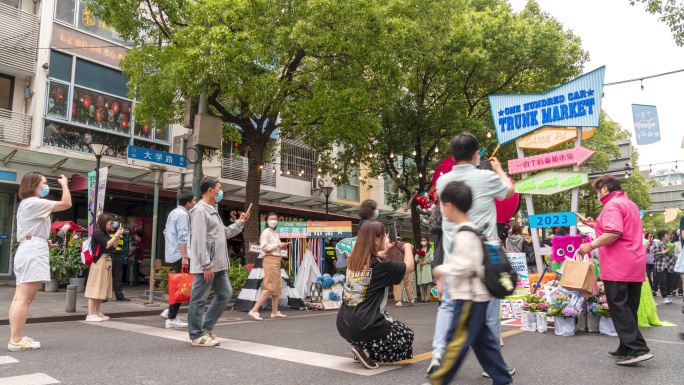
260, 222, 308, 238
529, 212, 577, 229
514, 170, 589, 195
508, 147, 595, 175
307, 221, 353, 239
516, 127, 595, 150
489, 66, 605, 144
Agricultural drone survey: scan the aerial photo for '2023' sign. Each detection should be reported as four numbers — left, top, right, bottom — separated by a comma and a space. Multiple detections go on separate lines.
529, 212, 577, 229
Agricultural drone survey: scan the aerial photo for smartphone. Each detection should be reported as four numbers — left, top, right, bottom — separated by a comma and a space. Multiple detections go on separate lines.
477, 159, 493, 171
389, 222, 398, 243
574, 212, 587, 221
247, 203, 253, 213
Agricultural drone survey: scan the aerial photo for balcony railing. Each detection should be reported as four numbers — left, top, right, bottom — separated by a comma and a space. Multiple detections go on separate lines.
0, 108, 31, 146
222, 156, 276, 187
0, 3, 39, 74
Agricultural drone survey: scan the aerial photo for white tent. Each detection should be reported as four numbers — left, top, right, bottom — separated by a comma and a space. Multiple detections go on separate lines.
294, 250, 321, 299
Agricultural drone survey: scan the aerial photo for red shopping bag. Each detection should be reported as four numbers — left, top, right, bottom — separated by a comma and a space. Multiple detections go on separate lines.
168, 268, 193, 304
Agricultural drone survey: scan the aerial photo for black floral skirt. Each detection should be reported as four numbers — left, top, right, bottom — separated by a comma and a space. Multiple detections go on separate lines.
346, 321, 414, 363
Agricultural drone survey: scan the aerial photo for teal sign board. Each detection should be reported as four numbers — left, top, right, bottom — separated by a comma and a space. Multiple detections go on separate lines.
529, 212, 577, 229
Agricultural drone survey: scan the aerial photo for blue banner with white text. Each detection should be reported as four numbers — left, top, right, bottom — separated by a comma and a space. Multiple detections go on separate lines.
632, 104, 660, 145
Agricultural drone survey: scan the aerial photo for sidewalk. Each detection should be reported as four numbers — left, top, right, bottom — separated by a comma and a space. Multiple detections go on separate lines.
0, 285, 178, 325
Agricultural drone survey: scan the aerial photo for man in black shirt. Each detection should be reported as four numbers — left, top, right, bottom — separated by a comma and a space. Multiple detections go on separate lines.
109, 214, 130, 302
324, 239, 337, 276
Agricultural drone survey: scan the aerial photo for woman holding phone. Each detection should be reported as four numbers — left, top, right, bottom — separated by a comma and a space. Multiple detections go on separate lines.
249, 213, 289, 321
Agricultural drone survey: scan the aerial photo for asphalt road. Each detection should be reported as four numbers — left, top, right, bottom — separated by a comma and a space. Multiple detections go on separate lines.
1, 300, 683, 385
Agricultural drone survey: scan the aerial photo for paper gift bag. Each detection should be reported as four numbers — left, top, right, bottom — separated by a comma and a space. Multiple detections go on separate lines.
168, 268, 193, 304
559, 252, 596, 295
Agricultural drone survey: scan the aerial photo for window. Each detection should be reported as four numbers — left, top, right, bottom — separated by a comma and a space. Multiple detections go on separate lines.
0, 0, 20, 9
0, 74, 14, 111
338, 167, 360, 202
384, 176, 396, 205
47, 82, 68, 118
71, 86, 132, 134
49, 50, 73, 82
54, 0, 75, 24
76, 1, 127, 44
281, 140, 318, 181
74, 58, 130, 98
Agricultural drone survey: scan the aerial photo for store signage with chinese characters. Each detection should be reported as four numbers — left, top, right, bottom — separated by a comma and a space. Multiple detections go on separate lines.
77, 0, 128, 45
260, 222, 308, 239
51, 23, 126, 68
489, 67, 605, 144
126, 145, 187, 173
508, 147, 594, 175
307, 221, 353, 239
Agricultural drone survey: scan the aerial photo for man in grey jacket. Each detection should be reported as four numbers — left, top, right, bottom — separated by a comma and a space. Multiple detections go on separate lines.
188, 176, 250, 347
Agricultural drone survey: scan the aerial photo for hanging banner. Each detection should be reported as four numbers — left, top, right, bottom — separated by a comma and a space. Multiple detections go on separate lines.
508, 147, 595, 175
307, 221, 353, 239
632, 104, 661, 145
87, 167, 108, 236
489, 66, 605, 144
664, 208, 680, 223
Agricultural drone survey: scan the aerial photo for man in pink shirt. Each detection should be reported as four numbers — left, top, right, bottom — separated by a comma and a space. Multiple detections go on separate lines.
579, 175, 652, 365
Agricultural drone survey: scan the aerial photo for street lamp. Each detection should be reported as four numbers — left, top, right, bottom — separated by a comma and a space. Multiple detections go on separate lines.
88, 143, 109, 225
320, 186, 334, 221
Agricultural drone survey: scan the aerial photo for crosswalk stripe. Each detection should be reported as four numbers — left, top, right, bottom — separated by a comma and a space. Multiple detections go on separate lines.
85, 321, 398, 376
0, 356, 19, 365
0, 373, 60, 385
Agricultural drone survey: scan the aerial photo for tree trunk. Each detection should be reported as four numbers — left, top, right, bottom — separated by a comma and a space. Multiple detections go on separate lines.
410, 200, 422, 245
244, 143, 265, 265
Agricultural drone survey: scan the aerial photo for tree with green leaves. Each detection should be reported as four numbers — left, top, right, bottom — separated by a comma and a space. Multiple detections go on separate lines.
297, 0, 587, 242
630, 0, 684, 46
86, 0, 407, 263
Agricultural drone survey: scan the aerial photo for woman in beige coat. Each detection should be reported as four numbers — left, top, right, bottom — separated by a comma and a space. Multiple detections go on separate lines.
248, 213, 290, 321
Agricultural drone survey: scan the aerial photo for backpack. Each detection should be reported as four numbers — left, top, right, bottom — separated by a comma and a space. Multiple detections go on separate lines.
80, 237, 100, 266
458, 226, 518, 299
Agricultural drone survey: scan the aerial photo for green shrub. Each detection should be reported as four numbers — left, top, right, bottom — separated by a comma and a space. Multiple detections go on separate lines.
49, 247, 68, 282
65, 238, 87, 278
229, 263, 249, 294
157, 266, 171, 293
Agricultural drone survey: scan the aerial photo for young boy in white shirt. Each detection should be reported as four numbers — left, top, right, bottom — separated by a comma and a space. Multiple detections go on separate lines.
427, 181, 512, 385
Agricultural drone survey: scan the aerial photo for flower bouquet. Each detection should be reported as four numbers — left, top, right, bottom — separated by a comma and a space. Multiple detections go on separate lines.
593, 293, 617, 336
548, 294, 580, 336
318, 274, 345, 300
521, 294, 548, 332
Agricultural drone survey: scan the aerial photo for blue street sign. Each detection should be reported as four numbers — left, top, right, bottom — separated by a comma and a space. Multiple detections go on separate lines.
632, 104, 661, 145
127, 145, 187, 171
0, 235, 9, 240
529, 212, 577, 229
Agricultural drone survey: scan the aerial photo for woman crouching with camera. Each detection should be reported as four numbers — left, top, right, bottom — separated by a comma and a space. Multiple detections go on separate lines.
336, 220, 415, 369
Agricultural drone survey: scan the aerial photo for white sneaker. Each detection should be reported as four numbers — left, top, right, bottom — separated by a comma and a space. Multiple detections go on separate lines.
85, 315, 103, 322
395, 301, 403, 307
663, 298, 673, 305
165, 318, 188, 329
7, 336, 41, 351
160, 309, 169, 319
98, 313, 110, 321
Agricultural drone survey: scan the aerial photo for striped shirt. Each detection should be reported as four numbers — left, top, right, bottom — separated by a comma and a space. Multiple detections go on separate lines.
436, 164, 508, 256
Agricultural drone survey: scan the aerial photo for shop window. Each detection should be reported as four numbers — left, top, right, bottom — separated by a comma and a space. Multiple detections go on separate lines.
71, 86, 132, 134
49, 51, 73, 82
76, 0, 127, 44
338, 167, 360, 202
0, 0, 20, 8
134, 122, 169, 142
43, 120, 130, 158
133, 139, 169, 152
0, 74, 14, 111
74, 58, 130, 98
54, 0, 75, 25
46, 82, 69, 119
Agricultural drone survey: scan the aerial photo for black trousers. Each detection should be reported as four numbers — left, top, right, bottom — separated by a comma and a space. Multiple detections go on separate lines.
603, 281, 649, 356
111, 254, 125, 299
168, 259, 184, 320
133, 261, 147, 284
656, 270, 678, 298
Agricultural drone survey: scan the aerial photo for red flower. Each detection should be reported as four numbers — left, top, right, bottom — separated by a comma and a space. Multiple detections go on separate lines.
416, 250, 426, 257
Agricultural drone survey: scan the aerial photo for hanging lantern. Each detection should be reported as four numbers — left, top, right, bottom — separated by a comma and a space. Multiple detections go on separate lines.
71, 105, 77, 116
53, 86, 64, 101
83, 95, 92, 108
120, 114, 129, 128
142, 125, 151, 134
95, 95, 105, 108
121, 102, 130, 113
94, 108, 105, 122
110, 102, 120, 115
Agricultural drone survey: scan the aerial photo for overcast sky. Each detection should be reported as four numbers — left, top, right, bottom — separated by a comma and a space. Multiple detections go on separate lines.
509, 0, 684, 173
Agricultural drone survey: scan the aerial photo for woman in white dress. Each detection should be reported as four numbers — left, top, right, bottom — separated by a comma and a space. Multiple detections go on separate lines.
9, 173, 71, 351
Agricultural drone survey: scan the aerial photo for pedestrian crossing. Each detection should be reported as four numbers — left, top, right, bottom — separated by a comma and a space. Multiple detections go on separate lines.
0, 356, 60, 385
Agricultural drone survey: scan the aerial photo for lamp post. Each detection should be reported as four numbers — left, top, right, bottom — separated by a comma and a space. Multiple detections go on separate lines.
320, 186, 334, 221
88, 143, 109, 229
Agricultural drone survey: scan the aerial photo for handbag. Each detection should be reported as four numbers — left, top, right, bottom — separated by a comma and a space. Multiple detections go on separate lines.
559, 251, 597, 296
674, 248, 684, 273
168, 267, 193, 304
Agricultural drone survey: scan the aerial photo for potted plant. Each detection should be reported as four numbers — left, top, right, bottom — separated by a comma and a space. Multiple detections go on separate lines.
65, 238, 87, 293
521, 294, 546, 332
548, 293, 580, 336
595, 296, 617, 337
47, 247, 67, 292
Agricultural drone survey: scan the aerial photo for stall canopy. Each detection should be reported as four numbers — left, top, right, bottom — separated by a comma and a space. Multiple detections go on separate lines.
51, 221, 85, 234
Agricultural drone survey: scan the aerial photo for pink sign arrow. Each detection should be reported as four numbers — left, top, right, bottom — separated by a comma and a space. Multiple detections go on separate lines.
508, 146, 595, 175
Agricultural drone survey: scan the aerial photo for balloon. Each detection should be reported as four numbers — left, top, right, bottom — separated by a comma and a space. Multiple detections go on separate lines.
95, 95, 105, 108
110, 102, 120, 115
495, 178, 520, 223
83, 95, 92, 108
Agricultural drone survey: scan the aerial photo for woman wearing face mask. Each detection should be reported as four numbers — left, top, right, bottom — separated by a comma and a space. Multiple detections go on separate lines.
85, 213, 124, 322
415, 237, 433, 302
8, 173, 71, 351
358, 199, 379, 229
248, 213, 290, 321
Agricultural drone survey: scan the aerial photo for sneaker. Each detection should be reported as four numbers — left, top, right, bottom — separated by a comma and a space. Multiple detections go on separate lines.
166, 318, 188, 329
395, 301, 403, 307
191, 335, 219, 347
426, 356, 441, 374
85, 315, 103, 322
248, 311, 263, 321
7, 336, 41, 351
204, 330, 217, 340
616, 353, 653, 366
116, 297, 131, 302
160, 309, 169, 319
652, 291, 657, 297
97, 313, 110, 321
483, 364, 515, 378
271, 312, 287, 319
351, 347, 379, 370
608, 350, 626, 359
679, 293, 683, 297
663, 298, 673, 305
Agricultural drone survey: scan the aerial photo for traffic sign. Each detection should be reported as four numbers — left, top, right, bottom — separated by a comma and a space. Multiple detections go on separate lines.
508, 146, 595, 175
514, 170, 589, 195
126, 145, 187, 173
529, 212, 577, 229
516, 127, 594, 150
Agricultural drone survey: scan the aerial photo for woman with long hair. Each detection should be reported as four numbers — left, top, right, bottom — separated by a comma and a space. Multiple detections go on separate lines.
415, 236, 433, 302
9, 172, 71, 351
84, 213, 123, 321
336, 220, 415, 369
249, 213, 289, 321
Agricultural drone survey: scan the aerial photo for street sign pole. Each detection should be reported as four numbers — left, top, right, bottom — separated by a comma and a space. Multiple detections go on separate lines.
148, 167, 163, 304
517, 146, 545, 273
569, 127, 582, 236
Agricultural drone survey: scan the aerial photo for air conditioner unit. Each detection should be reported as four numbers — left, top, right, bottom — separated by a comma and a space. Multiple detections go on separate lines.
312, 176, 324, 192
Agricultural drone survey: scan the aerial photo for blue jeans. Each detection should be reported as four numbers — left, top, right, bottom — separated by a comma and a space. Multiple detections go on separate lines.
188, 270, 233, 340
486, 298, 501, 342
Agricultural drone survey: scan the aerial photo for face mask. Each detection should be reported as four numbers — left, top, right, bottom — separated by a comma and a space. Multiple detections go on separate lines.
113, 221, 120, 228
267, 220, 278, 228
39, 185, 49, 197
213, 189, 224, 202
373, 209, 380, 219
421, 241, 427, 246
597, 193, 604, 205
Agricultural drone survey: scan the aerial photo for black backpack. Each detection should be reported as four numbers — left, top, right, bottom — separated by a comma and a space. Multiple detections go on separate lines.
458, 226, 518, 299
